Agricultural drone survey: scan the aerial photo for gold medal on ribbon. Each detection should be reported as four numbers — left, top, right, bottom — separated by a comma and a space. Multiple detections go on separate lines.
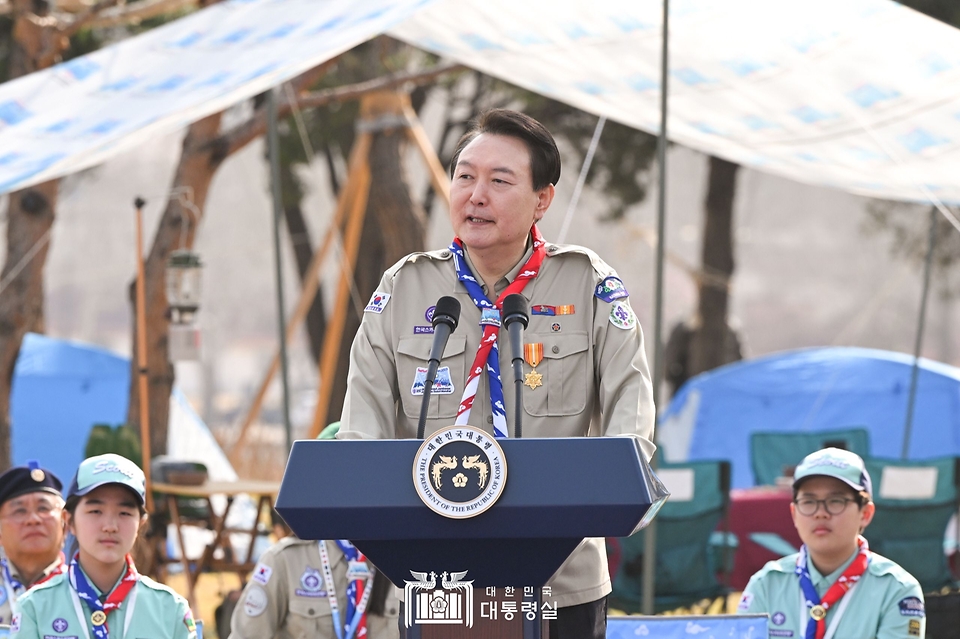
91, 610, 107, 626
523, 343, 544, 390
809, 605, 826, 621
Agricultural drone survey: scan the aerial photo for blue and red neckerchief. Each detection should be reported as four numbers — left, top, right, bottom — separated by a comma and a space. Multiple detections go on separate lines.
68, 552, 138, 639
795, 535, 870, 639
451, 226, 547, 437
335, 540, 368, 639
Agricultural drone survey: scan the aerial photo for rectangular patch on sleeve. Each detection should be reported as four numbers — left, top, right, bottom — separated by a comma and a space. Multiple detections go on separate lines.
899, 596, 925, 617
737, 591, 753, 612
909, 619, 921, 636
252, 563, 273, 585
364, 292, 391, 314
11, 613, 20, 632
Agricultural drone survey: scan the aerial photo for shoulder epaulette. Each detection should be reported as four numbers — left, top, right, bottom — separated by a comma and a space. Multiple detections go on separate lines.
384, 249, 454, 278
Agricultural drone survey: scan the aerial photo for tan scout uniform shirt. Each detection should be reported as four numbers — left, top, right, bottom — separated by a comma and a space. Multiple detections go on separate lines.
340, 240, 656, 608
0, 553, 62, 625
229, 537, 400, 639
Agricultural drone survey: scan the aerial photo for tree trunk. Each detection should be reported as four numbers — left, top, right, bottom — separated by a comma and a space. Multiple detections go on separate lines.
323, 111, 427, 427
0, 0, 64, 471
665, 156, 743, 397
126, 113, 225, 458
0, 182, 57, 471
688, 156, 742, 376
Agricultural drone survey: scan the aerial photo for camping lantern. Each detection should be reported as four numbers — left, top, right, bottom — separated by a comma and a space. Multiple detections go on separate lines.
166, 250, 202, 324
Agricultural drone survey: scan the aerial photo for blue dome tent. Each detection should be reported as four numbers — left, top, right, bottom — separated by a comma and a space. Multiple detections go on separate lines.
656, 347, 960, 489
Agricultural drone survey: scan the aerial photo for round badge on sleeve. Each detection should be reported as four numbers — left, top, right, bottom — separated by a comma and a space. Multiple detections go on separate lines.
413, 425, 507, 519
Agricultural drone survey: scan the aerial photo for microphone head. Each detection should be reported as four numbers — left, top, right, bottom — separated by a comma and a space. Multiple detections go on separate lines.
432, 296, 461, 331
502, 294, 529, 329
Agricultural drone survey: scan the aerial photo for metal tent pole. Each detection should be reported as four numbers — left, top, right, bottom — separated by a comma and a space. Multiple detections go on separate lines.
641, 0, 669, 616
901, 207, 937, 459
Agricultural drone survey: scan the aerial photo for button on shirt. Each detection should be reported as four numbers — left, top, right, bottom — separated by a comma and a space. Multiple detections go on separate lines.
738, 550, 926, 639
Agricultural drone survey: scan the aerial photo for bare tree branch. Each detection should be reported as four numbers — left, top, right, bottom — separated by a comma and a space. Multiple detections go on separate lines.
218, 61, 464, 156
84, 0, 198, 30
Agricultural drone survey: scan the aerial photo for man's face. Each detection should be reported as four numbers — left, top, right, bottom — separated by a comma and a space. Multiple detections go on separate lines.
450, 133, 554, 260
0, 492, 65, 563
790, 476, 873, 561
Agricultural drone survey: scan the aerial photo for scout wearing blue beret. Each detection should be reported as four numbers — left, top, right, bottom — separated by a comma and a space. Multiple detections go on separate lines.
12, 454, 197, 639
0, 461, 66, 625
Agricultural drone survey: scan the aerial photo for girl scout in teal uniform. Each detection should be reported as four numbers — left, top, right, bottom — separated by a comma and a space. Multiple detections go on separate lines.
11, 454, 197, 639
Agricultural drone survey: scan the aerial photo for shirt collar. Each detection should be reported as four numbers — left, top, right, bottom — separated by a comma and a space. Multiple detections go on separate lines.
807, 547, 860, 589
461, 238, 535, 297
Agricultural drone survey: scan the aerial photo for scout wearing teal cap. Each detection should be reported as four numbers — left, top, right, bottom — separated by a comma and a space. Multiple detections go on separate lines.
792, 447, 873, 498
66, 453, 146, 506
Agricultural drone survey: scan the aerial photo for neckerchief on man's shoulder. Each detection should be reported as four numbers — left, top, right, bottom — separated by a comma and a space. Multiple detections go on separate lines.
450, 225, 547, 437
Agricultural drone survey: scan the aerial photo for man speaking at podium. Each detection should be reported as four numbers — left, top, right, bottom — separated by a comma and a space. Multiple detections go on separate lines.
339, 108, 656, 639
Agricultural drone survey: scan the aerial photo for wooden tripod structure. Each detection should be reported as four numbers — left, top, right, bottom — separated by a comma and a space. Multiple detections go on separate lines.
226, 90, 450, 471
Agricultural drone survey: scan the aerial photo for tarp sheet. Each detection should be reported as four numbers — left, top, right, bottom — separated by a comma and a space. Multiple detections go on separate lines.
657, 347, 960, 489
3, 0, 960, 204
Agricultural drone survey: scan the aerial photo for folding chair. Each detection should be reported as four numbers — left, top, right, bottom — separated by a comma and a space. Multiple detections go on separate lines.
609, 459, 731, 613
864, 456, 960, 593
750, 428, 870, 486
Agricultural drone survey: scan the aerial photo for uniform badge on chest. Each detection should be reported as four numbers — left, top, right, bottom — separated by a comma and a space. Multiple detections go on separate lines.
296, 567, 326, 598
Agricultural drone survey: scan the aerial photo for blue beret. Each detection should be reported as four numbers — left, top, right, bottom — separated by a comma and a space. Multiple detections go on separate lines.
0, 460, 63, 508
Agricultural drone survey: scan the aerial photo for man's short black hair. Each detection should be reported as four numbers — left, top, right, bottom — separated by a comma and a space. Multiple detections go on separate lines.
449, 109, 561, 191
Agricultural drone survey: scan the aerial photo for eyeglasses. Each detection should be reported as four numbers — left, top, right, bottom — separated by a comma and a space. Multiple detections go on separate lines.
0, 502, 62, 525
793, 497, 857, 516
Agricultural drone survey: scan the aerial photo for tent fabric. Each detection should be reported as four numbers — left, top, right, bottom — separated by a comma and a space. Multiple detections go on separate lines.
10, 332, 234, 487
2, 0, 960, 204
656, 347, 960, 489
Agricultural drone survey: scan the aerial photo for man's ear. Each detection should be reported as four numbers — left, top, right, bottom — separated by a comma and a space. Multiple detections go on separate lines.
859, 501, 876, 533
533, 184, 555, 221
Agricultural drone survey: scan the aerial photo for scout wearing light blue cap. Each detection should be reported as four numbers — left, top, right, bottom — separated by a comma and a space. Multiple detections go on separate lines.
792, 447, 873, 499
66, 453, 146, 506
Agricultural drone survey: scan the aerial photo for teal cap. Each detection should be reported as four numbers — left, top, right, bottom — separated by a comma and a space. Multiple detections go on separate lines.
67, 454, 146, 505
793, 447, 872, 498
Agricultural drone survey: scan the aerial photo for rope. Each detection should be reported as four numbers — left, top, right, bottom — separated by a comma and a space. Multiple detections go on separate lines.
557, 115, 606, 244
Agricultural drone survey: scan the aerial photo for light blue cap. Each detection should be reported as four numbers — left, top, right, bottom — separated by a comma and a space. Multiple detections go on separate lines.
67, 454, 146, 505
793, 447, 872, 498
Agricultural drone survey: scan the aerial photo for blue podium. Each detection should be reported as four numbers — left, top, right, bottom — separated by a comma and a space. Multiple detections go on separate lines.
276, 434, 667, 637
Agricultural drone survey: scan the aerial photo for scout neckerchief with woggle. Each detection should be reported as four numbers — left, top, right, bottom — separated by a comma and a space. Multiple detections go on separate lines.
796, 535, 870, 639
318, 541, 374, 639
68, 552, 139, 639
451, 225, 547, 437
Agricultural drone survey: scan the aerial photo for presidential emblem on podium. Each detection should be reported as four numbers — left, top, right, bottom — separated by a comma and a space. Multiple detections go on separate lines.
404, 570, 475, 628
413, 425, 507, 519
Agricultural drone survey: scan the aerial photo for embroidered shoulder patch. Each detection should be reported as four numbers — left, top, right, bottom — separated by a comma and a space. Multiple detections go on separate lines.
364, 292, 391, 314
737, 591, 752, 612
898, 596, 925, 617
609, 301, 636, 330
244, 586, 268, 617
595, 276, 628, 302
184, 610, 197, 633
252, 563, 273, 585
11, 613, 20, 632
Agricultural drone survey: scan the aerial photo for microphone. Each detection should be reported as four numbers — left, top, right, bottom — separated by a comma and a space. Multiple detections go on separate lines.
502, 294, 529, 438
417, 296, 461, 439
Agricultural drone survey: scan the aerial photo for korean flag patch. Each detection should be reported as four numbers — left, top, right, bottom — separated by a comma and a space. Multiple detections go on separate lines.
365, 292, 391, 314
252, 563, 273, 585
11, 613, 20, 633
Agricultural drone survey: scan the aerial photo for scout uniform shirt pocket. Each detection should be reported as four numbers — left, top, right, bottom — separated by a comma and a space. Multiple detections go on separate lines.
287, 598, 333, 639
522, 332, 589, 417
397, 334, 467, 420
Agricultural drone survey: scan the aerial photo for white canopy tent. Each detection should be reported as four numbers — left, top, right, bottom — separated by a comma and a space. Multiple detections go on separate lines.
0, 0, 959, 214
